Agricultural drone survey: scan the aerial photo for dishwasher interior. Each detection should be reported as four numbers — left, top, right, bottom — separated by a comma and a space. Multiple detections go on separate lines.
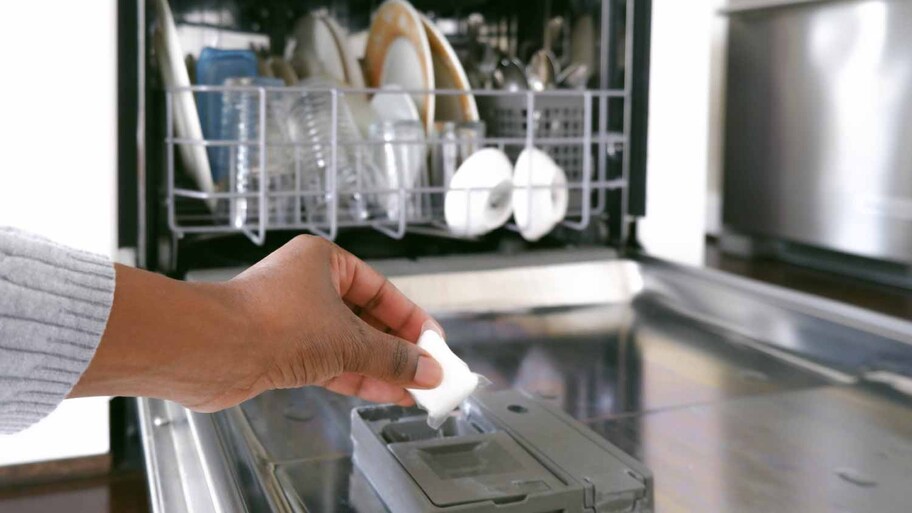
131, 0, 650, 274
123, 1, 912, 512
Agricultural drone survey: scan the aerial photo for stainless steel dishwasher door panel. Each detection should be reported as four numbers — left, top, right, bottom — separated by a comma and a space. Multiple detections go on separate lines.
238, 387, 361, 462
723, 0, 912, 264
445, 303, 833, 421
586, 384, 912, 513
274, 458, 389, 513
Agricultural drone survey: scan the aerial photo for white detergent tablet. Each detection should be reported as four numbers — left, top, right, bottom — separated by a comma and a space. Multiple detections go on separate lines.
407, 330, 480, 428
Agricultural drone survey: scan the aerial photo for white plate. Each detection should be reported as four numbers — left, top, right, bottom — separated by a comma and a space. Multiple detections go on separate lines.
322, 13, 365, 88
152, 0, 215, 210
512, 147, 569, 241
420, 14, 479, 122
365, 0, 435, 131
289, 13, 347, 84
445, 148, 513, 237
370, 84, 420, 123
319, 13, 371, 140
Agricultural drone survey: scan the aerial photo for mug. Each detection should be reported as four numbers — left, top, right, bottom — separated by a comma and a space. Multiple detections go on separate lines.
512, 147, 569, 241
444, 148, 513, 237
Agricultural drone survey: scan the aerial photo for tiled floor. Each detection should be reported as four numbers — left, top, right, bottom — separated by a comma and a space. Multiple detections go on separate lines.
2, 244, 908, 512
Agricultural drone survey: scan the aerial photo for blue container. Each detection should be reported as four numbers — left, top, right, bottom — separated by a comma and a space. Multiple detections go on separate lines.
195, 48, 258, 185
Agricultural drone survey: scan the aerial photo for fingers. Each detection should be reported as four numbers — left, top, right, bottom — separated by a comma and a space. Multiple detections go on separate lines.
352, 307, 445, 341
332, 246, 436, 343
356, 309, 393, 334
323, 373, 415, 405
421, 319, 446, 338
342, 316, 443, 389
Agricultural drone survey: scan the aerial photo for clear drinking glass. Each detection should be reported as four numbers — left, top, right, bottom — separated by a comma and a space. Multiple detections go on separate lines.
368, 120, 428, 223
285, 79, 381, 226
220, 77, 295, 229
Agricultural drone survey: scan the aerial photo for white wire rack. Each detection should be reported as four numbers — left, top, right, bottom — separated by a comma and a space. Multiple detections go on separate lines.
165, 86, 630, 245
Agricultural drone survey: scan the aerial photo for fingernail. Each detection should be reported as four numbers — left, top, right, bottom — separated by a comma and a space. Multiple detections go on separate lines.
414, 356, 443, 388
421, 319, 445, 337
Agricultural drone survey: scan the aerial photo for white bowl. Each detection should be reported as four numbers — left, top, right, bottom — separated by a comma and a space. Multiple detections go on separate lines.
444, 148, 513, 237
512, 148, 569, 241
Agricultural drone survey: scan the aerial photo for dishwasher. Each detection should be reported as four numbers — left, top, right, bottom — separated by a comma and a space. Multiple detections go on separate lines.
117, 1, 912, 512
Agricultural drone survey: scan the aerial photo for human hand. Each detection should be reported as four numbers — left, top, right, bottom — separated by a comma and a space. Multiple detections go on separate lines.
71, 236, 443, 412
224, 235, 444, 408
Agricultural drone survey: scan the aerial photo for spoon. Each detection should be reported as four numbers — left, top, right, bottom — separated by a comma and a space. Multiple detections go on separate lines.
557, 62, 591, 89
527, 50, 557, 91
526, 17, 564, 91
493, 57, 529, 91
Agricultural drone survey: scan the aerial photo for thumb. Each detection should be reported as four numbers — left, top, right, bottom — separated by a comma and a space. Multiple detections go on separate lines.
344, 318, 443, 389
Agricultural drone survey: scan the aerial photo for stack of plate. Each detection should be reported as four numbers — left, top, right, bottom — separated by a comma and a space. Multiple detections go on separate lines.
363, 0, 479, 130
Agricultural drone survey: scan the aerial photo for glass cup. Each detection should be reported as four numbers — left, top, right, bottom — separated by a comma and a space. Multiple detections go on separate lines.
285, 79, 380, 226
220, 77, 296, 229
367, 120, 428, 223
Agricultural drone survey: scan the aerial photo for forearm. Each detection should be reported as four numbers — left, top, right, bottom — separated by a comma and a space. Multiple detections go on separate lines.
69, 265, 262, 410
3, 232, 440, 431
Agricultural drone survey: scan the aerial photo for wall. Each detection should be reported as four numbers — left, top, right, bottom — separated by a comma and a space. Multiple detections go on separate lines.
706, 7, 729, 237
638, 0, 723, 265
0, 1, 118, 465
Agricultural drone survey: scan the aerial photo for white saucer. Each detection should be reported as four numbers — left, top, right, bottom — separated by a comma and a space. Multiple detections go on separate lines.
289, 13, 347, 83
444, 148, 513, 237
512, 148, 569, 241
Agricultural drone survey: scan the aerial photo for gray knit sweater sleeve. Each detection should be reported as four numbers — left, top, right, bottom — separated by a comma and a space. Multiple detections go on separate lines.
0, 227, 115, 434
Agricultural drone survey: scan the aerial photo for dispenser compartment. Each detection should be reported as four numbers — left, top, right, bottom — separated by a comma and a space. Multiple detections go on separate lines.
350, 390, 653, 513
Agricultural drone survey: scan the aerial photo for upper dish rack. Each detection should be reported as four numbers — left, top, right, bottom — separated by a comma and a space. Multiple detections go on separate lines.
165, 85, 631, 245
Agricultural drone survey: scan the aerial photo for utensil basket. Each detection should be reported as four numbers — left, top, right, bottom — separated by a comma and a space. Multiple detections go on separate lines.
478, 94, 586, 184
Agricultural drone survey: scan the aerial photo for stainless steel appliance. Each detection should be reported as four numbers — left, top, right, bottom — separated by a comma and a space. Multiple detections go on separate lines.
722, 0, 912, 268
113, 1, 912, 512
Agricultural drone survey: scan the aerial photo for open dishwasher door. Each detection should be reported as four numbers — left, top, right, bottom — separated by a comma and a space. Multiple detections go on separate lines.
139, 249, 912, 513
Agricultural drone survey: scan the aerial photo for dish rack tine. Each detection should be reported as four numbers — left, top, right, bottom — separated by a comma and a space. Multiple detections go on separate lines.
563, 91, 594, 231
165, 90, 183, 240
524, 91, 535, 229
371, 222, 406, 240
248, 87, 269, 245
370, 167, 409, 240
306, 222, 334, 241
325, 89, 340, 241
592, 92, 609, 217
